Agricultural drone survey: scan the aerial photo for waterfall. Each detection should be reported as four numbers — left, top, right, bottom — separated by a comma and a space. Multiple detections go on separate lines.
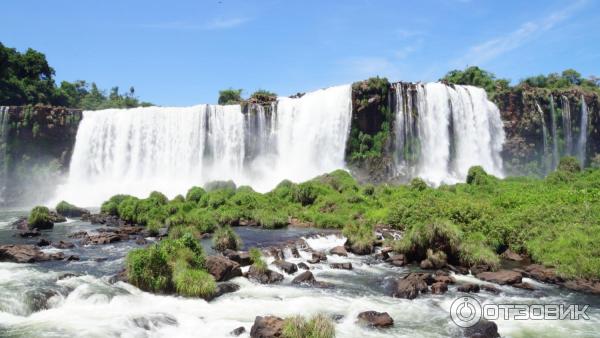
0, 107, 9, 203
550, 96, 559, 169
561, 96, 573, 156
578, 94, 588, 166
392, 82, 505, 185
56, 85, 352, 206
535, 101, 549, 172
535, 100, 548, 171
392, 82, 418, 177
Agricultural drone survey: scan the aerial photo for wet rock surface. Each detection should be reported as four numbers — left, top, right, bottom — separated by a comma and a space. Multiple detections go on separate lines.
476, 270, 522, 285
0, 244, 64, 263
250, 315, 284, 338
357, 311, 394, 328
205, 255, 243, 282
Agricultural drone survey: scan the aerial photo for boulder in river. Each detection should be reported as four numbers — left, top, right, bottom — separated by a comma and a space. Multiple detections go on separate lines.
250, 315, 284, 338
0, 244, 64, 263
297, 262, 310, 270
55, 201, 90, 217
205, 255, 242, 281
206, 282, 240, 301
230, 326, 246, 336
36, 238, 50, 247
223, 249, 252, 267
389, 273, 430, 299
431, 282, 448, 294
522, 264, 563, 284
329, 246, 348, 256
457, 283, 480, 293
464, 319, 500, 338
290, 270, 331, 288
562, 279, 600, 295
330, 262, 352, 270
19, 228, 41, 237
387, 254, 405, 267
357, 311, 394, 328
247, 266, 284, 284
273, 260, 298, 274
476, 270, 522, 285
52, 240, 75, 249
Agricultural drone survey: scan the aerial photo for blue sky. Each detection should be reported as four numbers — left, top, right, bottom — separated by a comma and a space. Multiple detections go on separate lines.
2, 0, 599, 105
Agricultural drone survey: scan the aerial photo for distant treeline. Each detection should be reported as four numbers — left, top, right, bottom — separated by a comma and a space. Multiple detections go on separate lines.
0, 42, 152, 109
441, 66, 600, 99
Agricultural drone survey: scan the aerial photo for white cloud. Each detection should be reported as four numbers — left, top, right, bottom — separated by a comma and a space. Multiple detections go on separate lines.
140, 17, 250, 31
454, 0, 587, 67
204, 17, 249, 30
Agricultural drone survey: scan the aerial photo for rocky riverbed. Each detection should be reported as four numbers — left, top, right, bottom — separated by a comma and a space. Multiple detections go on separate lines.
1, 209, 600, 338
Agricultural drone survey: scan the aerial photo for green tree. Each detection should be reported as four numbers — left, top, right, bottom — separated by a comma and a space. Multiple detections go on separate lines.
218, 88, 243, 105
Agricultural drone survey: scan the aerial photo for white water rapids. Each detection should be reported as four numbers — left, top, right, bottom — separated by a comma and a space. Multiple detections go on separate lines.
393, 82, 505, 185
55, 85, 352, 206
1, 233, 599, 338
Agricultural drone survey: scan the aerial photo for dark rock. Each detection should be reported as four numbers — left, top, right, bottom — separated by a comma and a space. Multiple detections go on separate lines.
108, 269, 128, 284
205, 256, 242, 282
58, 272, 79, 280
273, 260, 298, 274
56, 204, 90, 218
48, 211, 66, 223
52, 240, 75, 249
477, 270, 522, 285
250, 316, 284, 338
206, 282, 240, 301
420, 259, 434, 269
0, 244, 64, 263
66, 255, 80, 261
434, 275, 455, 284
330, 246, 348, 257
11, 217, 29, 230
307, 258, 320, 264
312, 251, 327, 262
135, 237, 147, 245
356, 311, 394, 328
562, 279, 600, 295
389, 273, 429, 299
522, 264, 563, 284
290, 246, 300, 258
68, 231, 89, 239
230, 326, 246, 336
267, 247, 285, 260
447, 264, 469, 275
457, 283, 481, 293
19, 228, 41, 237
501, 249, 523, 262
292, 271, 316, 285
297, 262, 310, 270
223, 249, 252, 267
347, 242, 373, 255
83, 233, 121, 245
431, 282, 448, 294
388, 254, 405, 267
330, 262, 353, 270
36, 238, 50, 246
464, 319, 500, 338
247, 266, 283, 284
81, 213, 123, 227
470, 265, 492, 275
513, 282, 535, 291
482, 285, 501, 294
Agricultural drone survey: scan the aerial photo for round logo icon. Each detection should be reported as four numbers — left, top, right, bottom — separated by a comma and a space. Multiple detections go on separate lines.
450, 296, 482, 328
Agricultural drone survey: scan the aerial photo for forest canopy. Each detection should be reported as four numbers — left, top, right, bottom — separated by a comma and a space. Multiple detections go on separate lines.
0, 42, 152, 109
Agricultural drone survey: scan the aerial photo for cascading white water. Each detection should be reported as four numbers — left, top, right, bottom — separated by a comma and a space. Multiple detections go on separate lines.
0, 107, 9, 203
392, 82, 505, 185
550, 96, 559, 169
577, 94, 588, 166
535, 101, 550, 172
56, 85, 352, 206
561, 96, 573, 156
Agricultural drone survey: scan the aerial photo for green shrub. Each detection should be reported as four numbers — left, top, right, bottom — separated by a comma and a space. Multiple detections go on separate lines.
186, 209, 217, 233
293, 182, 320, 206
557, 156, 581, 173
458, 233, 500, 268
252, 208, 288, 229
55, 200, 87, 217
173, 268, 216, 298
282, 314, 335, 338
100, 194, 129, 215
409, 178, 428, 191
394, 220, 462, 261
466, 166, 493, 185
342, 222, 375, 252
212, 225, 242, 252
28, 206, 54, 229
126, 245, 172, 293
186, 186, 206, 203
249, 247, 267, 272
